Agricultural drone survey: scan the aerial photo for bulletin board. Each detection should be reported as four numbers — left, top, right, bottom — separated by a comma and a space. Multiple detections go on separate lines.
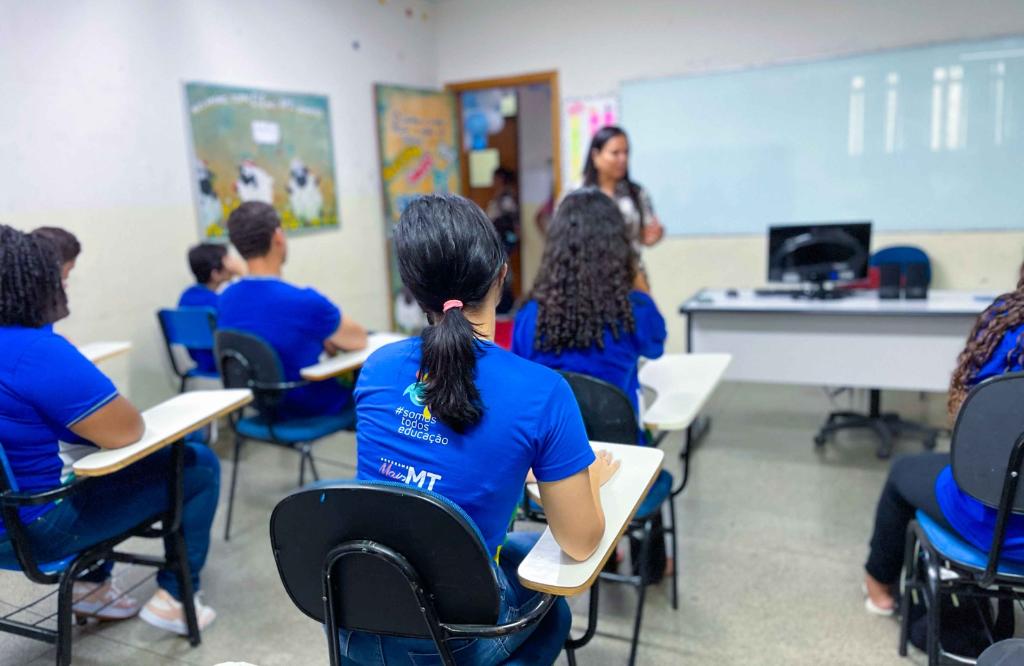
184, 81, 339, 239
374, 84, 462, 332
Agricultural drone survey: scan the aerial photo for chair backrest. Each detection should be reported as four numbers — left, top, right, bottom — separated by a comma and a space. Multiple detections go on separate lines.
214, 329, 288, 418
157, 307, 217, 351
870, 245, 931, 283
558, 371, 639, 445
951, 371, 1024, 512
270, 482, 500, 638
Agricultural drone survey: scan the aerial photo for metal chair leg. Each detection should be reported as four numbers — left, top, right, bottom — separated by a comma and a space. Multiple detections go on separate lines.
668, 499, 679, 611
166, 531, 201, 646
925, 556, 940, 666
224, 435, 243, 541
898, 525, 919, 657
628, 519, 653, 666
298, 446, 308, 487
307, 449, 321, 483
56, 566, 77, 666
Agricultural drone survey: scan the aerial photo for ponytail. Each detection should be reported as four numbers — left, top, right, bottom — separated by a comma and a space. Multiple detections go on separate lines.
394, 195, 506, 433
420, 306, 482, 433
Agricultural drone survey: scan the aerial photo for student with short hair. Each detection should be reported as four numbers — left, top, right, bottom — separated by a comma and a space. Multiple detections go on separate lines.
178, 243, 243, 374
30, 226, 81, 284
863, 275, 1024, 617
0, 225, 219, 633
512, 188, 667, 416
349, 194, 619, 663
218, 202, 368, 419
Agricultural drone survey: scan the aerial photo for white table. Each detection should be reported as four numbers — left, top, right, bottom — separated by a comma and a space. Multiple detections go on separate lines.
639, 354, 732, 432
73, 389, 252, 477
518, 442, 664, 595
77, 341, 132, 365
680, 289, 988, 392
300, 332, 407, 382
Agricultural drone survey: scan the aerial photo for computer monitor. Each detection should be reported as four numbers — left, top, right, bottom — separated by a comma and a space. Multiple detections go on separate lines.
767, 221, 872, 285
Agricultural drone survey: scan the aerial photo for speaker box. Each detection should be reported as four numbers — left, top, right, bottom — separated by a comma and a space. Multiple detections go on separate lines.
878, 263, 901, 300
905, 263, 929, 300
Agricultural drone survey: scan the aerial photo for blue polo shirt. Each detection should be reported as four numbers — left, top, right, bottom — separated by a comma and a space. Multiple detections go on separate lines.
936, 322, 1024, 559
354, 338, 595, 556
218, 277, 349, 420
178, 284, 219, 374
512, 291, 667, 414
0, 326, 118, 532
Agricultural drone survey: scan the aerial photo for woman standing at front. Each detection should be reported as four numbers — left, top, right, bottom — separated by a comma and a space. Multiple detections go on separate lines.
578, 127, 665, 261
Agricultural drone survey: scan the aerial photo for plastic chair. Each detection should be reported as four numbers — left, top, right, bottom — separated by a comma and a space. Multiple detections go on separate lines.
900, 372, 1024, 666
0, 441, 201, 666
523, 370, 675, 666
215, 329, 354, 540
269, 481, 568, 666
157, 307, 219, 393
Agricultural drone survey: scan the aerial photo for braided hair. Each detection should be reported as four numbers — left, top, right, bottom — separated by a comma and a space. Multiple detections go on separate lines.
0, 224, 69, 327
948, 278, 1024, 415
530, 188, 637, 354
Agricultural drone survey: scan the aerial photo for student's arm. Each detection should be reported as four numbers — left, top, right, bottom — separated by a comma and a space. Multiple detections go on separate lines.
531, 377, 619, 561
67, 396, 145, 449
324, 315, 368, 355
538, 451, 619, 561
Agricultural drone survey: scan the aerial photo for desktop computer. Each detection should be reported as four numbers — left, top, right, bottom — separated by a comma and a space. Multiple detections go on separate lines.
764, 221, 872, 299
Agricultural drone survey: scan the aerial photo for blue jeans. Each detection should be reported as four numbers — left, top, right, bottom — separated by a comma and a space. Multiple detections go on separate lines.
0, 443, 219, 601
337, 531, 571, 665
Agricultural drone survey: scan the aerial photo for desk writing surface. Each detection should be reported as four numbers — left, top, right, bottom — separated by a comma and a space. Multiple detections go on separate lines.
300, 332, 408, 381
681, 289, 990, 317
72, 389, 252, 477
518, 442, 664, 596
78, 341, 132, 364
640, 354, 731, 431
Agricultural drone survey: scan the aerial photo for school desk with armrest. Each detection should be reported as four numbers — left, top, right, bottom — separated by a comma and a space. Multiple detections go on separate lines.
76, 341, 132, 365
300, 332, 408, 382
520, 441, 664, 666
639, 353, 732, 493
0, 389, 251, 666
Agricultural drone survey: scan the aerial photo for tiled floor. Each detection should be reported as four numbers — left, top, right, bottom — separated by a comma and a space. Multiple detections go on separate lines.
1, 383, 948, 665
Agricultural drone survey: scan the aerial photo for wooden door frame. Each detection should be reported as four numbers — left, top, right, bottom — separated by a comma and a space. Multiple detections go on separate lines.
445, 70, 561, 201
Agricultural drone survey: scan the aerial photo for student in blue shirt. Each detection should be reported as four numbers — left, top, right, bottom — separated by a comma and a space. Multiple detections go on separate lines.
513, 187, 667, 417
178, 243, 243, 374
350, 194, 620, 664
218, 202, 368, 420
0, 225, 219, 634
863, 276, 1024, 617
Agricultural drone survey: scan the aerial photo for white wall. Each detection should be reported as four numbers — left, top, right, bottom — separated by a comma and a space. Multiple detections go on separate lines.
436, 0, 1024, 349
516, 84, 553, 294
0, 0, 438, 406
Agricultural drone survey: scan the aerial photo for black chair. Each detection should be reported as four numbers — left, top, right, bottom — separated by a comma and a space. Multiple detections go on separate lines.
157, 307, 219, 393
522, 370, 676, 666
270, 482, 569, 665
900, 372, 1024, 665
215, 329, 354, 540
0, 440, 201, 666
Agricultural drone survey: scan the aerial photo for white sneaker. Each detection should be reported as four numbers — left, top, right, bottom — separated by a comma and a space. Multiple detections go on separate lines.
138, 588, 216, 635
72, 580, 140, 620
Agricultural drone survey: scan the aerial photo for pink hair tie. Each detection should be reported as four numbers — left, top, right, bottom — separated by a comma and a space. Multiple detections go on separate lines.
442, 299, 464, 312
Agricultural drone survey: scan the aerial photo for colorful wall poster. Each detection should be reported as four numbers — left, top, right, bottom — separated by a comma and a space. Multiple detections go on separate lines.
184, 82, 339, 239
375, 84, 461, 332
561, 95, 619, 193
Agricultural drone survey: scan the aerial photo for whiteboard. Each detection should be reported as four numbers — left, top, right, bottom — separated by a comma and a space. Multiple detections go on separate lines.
621, 37, 1024, 236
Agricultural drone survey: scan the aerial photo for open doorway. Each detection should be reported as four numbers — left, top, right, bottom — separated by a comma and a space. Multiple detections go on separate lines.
446, 72, 560, 324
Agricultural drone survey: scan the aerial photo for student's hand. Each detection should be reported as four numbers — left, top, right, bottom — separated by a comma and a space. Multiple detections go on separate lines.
323, 340, 340, 357
223, 252, 247, 277
642, 217, 665, 246
590, 450, 621, 487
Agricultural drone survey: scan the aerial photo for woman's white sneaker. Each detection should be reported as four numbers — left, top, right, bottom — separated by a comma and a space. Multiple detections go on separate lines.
138, 588, 216, 635
71, 580, 140, 620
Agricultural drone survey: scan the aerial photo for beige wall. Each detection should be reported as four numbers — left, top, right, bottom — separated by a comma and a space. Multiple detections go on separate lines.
0, 0, 437, 406
436, 0, 1024, 349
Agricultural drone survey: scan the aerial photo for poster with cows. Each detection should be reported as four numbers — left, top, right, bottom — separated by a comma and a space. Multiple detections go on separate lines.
184, 82, 339, 239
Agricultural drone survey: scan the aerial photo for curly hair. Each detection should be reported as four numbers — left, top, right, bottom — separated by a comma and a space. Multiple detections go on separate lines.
0, 224, 69, 327
530, 188, 637, 354
948, 282, 1024, 415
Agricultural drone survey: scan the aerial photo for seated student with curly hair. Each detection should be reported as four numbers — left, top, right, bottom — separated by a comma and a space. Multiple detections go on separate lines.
512, 187, 666, 417
863, 263, 1024, 616
30, 226, 81, 285
0, 225, 220, 633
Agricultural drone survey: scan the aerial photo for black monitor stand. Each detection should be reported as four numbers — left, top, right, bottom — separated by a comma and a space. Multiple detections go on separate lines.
791, 281, 853, 300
